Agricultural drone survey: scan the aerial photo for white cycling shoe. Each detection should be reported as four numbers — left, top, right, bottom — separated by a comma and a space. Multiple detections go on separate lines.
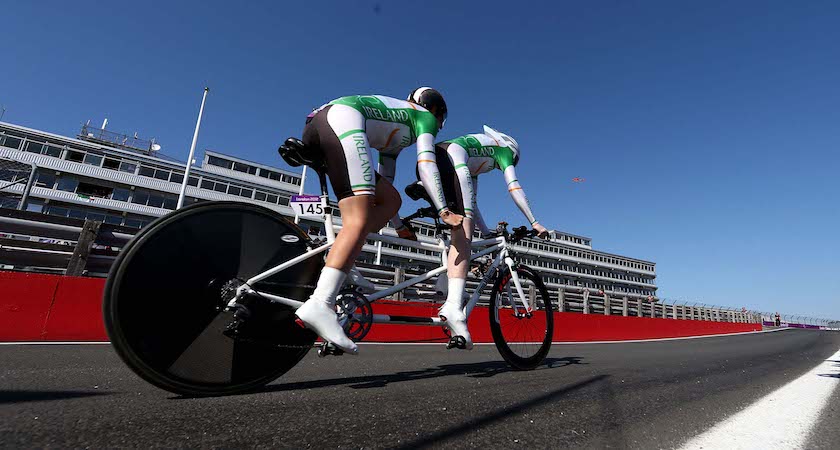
347, 265, 376, 294
295, 299, 358, 355
438, 301, 474, 350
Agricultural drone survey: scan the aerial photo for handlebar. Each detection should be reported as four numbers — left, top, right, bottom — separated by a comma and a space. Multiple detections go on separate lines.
483, 222, 543, 244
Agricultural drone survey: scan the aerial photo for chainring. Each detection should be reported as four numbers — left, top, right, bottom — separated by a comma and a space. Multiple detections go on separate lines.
336, 288, 373, 342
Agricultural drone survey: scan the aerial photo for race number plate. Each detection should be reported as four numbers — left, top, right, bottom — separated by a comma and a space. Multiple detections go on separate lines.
290, 195, 325, 217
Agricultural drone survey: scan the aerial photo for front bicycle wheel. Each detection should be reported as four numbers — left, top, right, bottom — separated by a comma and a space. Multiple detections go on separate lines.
104, 201, 323, 396
488, 265, 554, 370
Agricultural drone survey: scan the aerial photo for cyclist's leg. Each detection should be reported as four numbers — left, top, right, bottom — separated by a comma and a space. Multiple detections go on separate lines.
366, 176, 401, 234
433, 143, 473, 349
296, 104, 378, 354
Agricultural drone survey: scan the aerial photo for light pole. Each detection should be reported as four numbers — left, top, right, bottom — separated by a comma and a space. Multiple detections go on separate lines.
177, 87, 209, 209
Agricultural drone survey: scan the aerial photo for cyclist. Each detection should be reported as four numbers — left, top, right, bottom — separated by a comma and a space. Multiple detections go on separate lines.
418, 125, 548, 349
295, 88, 464, 354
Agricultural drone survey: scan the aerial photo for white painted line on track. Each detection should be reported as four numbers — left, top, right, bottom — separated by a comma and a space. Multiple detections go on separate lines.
679, 347, 840, 450
0, 328, 786, 346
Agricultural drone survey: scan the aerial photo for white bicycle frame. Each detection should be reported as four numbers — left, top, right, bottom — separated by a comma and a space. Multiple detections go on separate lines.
234, 194, 534, 328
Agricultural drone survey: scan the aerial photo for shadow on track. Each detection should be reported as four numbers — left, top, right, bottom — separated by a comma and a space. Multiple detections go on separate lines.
394, 374, 610, 449
267, 356, 585, 392
0, 390, 109, 405
170, 356, 585, 399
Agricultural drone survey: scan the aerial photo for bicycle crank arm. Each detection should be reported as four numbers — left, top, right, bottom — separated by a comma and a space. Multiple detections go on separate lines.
368, 314, 447, 327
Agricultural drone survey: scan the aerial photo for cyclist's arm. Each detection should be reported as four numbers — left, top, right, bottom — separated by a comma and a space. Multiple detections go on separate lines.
503, 166, 539, 226
416, 132, 449, 214
472, 176, 492, 235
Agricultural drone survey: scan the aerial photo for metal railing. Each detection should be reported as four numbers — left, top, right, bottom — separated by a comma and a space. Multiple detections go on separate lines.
0, 209, 835, 326
78, 124, 158, 154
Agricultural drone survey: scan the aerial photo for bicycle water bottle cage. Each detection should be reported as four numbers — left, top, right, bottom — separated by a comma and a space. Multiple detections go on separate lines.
278, 137, 326, 172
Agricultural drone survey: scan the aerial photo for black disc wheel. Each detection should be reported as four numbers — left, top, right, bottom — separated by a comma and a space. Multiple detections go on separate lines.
103, 201, 323, 396
489, 265, 554, 370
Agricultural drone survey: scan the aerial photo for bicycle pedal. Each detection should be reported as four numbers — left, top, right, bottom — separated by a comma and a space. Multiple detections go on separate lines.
317, 342, 345, 357
446, 336, 467, 350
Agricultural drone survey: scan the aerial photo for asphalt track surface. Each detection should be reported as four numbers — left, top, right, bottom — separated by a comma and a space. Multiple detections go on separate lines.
2, 329, 839, 449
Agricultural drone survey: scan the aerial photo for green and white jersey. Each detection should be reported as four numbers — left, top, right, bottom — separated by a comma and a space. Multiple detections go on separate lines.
328, 95, 439, 155
444, 134, 517, 176
439, 132, 538, 229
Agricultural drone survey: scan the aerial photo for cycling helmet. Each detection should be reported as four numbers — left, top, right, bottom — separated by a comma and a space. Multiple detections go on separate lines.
483, 125, 520, 166
407, 87, 448, 128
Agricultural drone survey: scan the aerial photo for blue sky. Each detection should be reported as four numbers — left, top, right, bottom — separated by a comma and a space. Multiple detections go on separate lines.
2, 1, 838, 319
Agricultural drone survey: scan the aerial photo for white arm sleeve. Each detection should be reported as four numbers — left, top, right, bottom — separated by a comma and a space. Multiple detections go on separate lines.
415, 133, 449, 213
471, 176, 492, 235
504, 166, 538, 225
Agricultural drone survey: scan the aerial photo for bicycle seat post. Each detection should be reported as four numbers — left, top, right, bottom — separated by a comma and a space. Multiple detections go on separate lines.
316, 169, 338, 243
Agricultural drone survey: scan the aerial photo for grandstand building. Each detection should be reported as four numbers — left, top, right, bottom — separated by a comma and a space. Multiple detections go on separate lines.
0, 120, 657, 300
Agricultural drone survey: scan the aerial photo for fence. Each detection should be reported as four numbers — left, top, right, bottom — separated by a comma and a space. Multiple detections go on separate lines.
0, 208, 766, 324
0, 157, 36, 210
4, 208, 838, 326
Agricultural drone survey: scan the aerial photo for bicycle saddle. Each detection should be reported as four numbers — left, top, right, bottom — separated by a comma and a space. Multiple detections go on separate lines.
278, 137, 326, 172
404, 181, 432, 203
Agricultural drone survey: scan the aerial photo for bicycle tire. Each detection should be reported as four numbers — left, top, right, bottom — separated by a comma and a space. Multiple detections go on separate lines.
103, 201, 323, 396
488, 265, 554, 370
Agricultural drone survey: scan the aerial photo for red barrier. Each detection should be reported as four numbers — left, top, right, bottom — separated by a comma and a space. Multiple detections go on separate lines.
0, 271, 106, 341
0, 271, 759, 343
365, 301, 760, 343
0, 272, 60, 341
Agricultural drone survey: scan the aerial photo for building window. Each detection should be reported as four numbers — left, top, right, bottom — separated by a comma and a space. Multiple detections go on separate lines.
44, 145, 63, 158
124, 218, 144, 228
65, 150, 85, 162
147, 193, 165, 208
24, 141, 44, 154
69, 209, 86, 220
255, 191, 267, 201
25, 200, 44, 213
153, 169, 170, 181
35, 171, 57, 188
240, 188, 253, 198
132, 190, 150, 205
83, 153, 104, 167
201, 179, 214, 190
48, 206, 70, 217
139, 166, 155, 177
207, 155, 233, 169
232, 162, 256, 174
170, 173, 184, 184
103, 158, 121, 170
119, 161, 137, 174
187, 176, 199, 186
56, 177, 79, 192
228, 185, 241, 196
213, 183, 227, 193
76, 182, 112, 198
112, 188, 131, 202
1, 135, 22, 149
104, 215, 123, 225
266, 194, 278, 203
163, 197, 177, 210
